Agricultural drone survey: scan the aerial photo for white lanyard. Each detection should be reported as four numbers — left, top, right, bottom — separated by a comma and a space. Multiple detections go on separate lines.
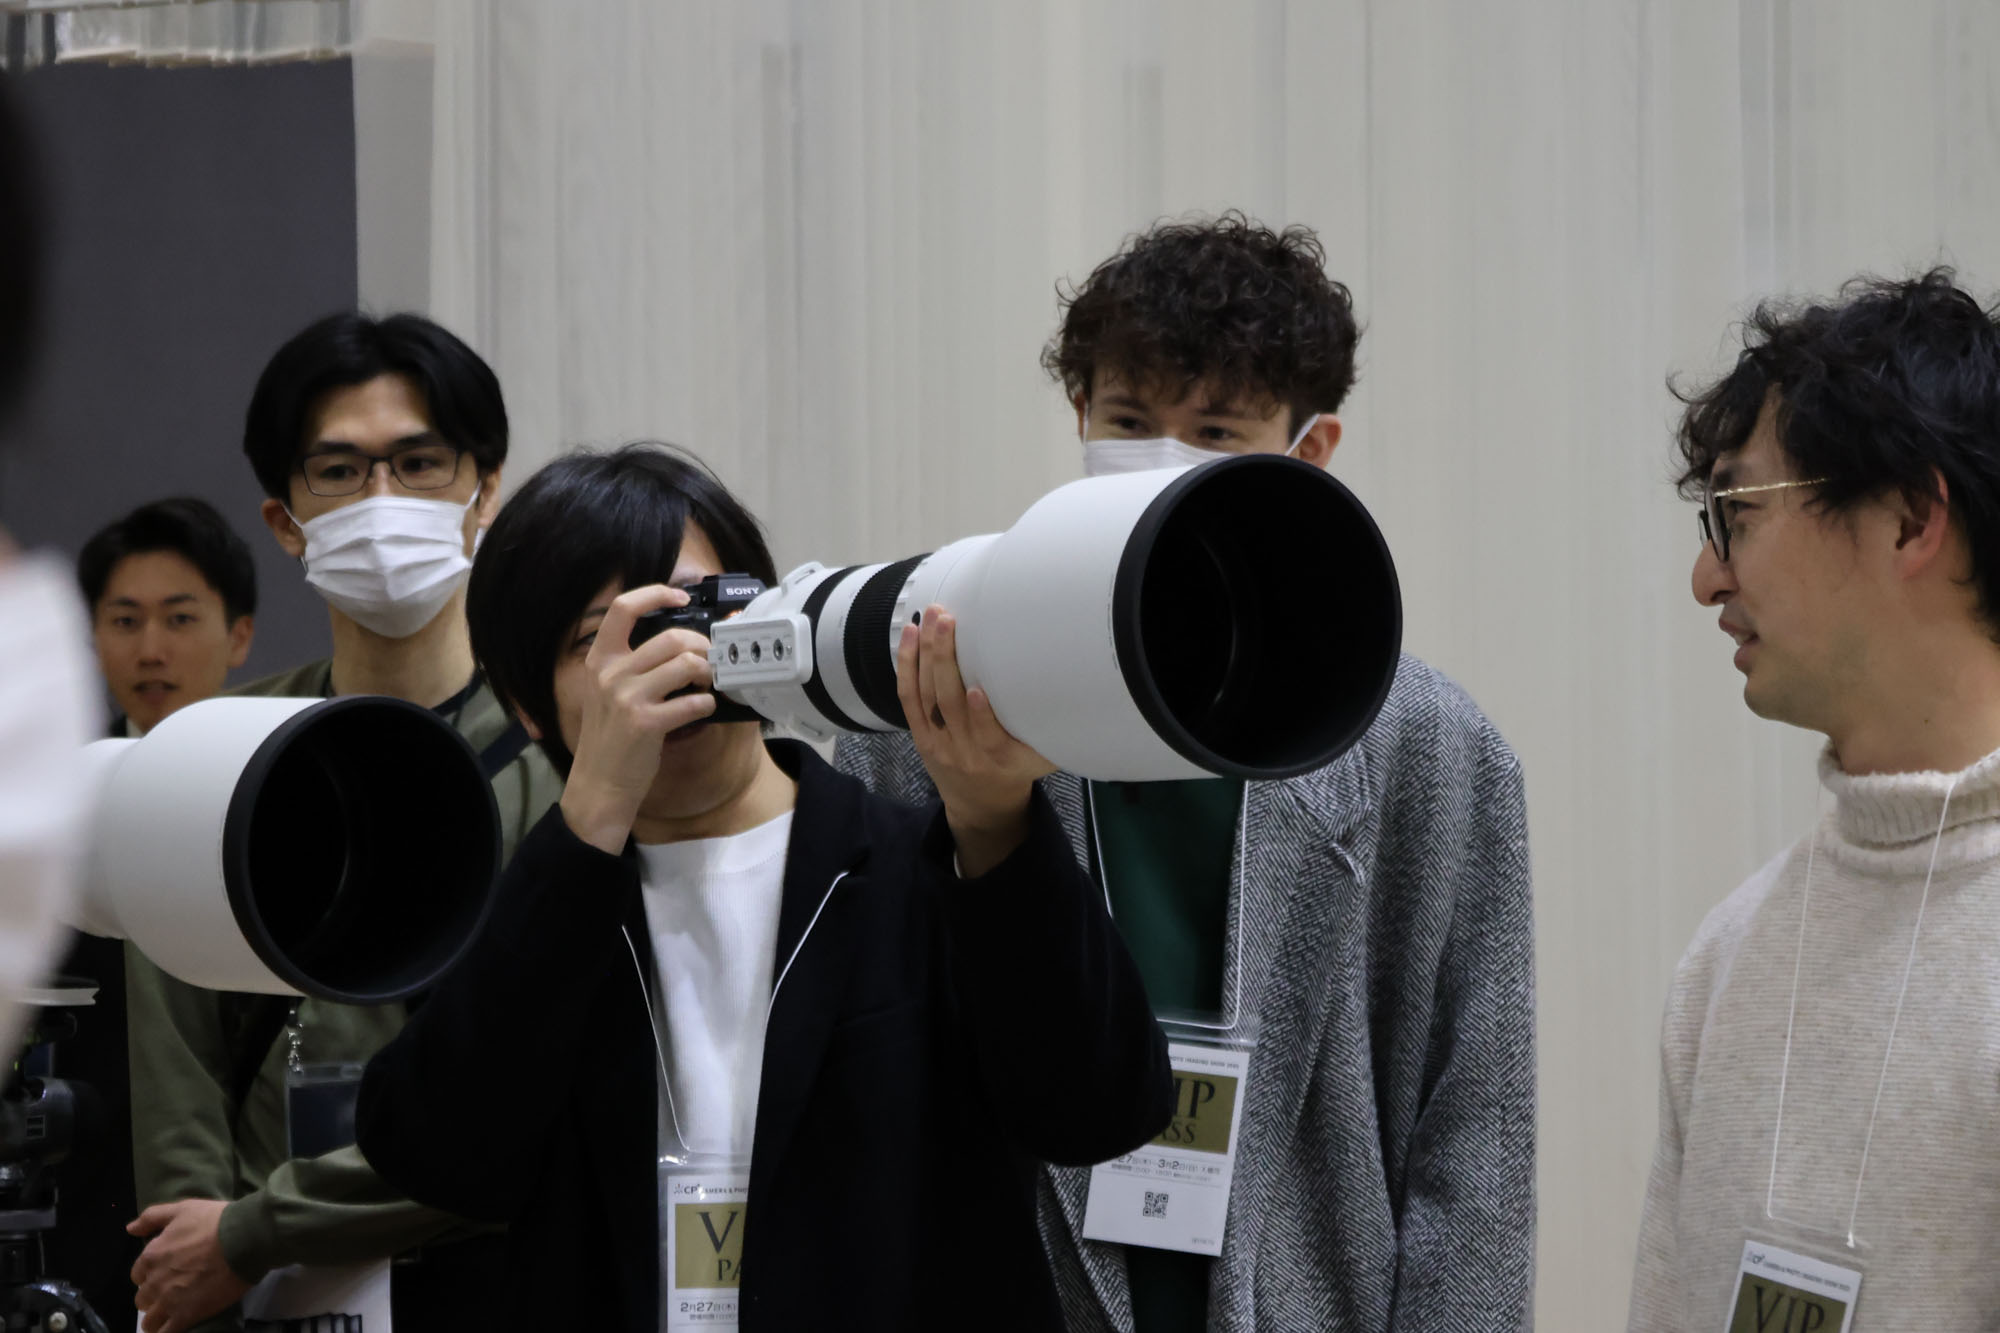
630, 865, 851, 1333
624, 925, 701, 1160
1085, 780, 1249, 1035
622, 868, 851, 1161
1766, 775, 1959, 1248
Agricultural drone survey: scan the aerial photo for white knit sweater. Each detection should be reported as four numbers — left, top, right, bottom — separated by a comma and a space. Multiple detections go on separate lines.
1629, 744, 2000, 1331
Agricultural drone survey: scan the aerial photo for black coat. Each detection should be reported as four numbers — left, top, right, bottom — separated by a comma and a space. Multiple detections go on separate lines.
356, 741, 1172, 1331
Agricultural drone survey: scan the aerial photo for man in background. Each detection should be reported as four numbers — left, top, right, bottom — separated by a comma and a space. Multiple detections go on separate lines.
45, 496, 258, 1316
1630, 270, 2000, 1331
81, 496, 256, 737
839, 213, 1536, 1331
124, 312, 562, 1333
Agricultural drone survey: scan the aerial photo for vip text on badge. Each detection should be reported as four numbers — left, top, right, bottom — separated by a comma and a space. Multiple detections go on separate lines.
1728, 1275, 1846, 1332
675, 1202, 746, 1289
1150, 1071, 1240, 1154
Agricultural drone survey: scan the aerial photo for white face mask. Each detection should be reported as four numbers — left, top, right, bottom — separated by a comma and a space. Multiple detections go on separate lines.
291, 494, 480, 639
1080, 411, 1321, 477
0, 554, 96, 1045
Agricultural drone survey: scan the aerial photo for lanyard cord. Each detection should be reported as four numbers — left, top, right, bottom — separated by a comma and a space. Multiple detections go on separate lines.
1846, 775, 1956, 1246
625, 869, 850, 1162
1086, 780, 1248, 1034
623, 925, 695, 1160
1765, 775, 1959, 1248
1764, 788, 1821, 1225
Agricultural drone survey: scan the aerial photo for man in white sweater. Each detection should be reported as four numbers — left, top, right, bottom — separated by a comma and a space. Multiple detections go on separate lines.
1629, 269, 2000, 1331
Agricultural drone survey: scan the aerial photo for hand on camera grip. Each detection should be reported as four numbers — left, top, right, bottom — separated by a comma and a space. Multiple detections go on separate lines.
559, 583, 717, 854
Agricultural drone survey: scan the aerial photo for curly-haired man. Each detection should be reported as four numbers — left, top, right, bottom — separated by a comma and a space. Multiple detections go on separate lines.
1629, 271, 2000, 1332
838, 213, 1536, 1332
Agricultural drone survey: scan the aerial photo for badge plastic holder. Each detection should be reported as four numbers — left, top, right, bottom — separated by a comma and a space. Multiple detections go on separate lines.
629, 933, 754, 1330
1082, 1009, 1260, 1256
1726, 1223, 1866, 1333
660, 1145, 751, 1330
284, 1060, 366, 1160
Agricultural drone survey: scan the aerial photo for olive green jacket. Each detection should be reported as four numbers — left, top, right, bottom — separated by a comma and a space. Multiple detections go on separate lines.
126, 660, 561, 1325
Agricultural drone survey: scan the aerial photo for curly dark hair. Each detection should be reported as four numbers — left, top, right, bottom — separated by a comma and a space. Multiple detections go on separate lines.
1043, 212, 1359, 432
1673, 267, 2000, 624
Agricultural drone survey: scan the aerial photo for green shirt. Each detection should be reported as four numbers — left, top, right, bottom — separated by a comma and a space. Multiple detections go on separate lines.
125, 661, 563, 1327
1088, 777, 1242, 1333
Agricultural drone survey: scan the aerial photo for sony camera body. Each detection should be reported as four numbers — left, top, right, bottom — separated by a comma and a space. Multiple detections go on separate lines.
630, 574, 768, 724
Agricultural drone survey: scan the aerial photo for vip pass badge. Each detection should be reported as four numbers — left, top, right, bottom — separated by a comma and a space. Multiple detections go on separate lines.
663, 1156, 752, 1329
1081, 781, 1260, 1255
650, 1080, 752, 1330
656, 1097, 753, 1329
1727, 1237, 1860, 1333
627, 928, 755, 1329
1081, 1011, 1259, 1257
279, 1004, 369, 1161
247, 1005, 395, 1330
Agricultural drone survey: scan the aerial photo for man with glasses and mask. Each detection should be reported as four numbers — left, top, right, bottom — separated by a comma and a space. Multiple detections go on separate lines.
124, 313, 562, 1333
839, 213, 1536, 1332
1629, 271, 2000, 1332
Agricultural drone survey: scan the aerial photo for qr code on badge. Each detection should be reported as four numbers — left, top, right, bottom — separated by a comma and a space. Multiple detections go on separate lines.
1143, 1191, 1169, 1219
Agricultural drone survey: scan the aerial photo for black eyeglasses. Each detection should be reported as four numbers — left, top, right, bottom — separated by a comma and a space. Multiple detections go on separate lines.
298, 443, 465, 497
1697, 477, 1828, 562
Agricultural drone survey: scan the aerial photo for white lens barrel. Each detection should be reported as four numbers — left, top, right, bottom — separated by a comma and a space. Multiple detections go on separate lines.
921, 477, 1219, 780
712, 454, 1401, 781
72, 695, 502, 1002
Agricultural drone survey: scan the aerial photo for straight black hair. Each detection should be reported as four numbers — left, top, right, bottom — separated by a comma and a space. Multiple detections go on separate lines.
468, 443, 779, 776
242, 312, 508, 500
78, 496, 258, 621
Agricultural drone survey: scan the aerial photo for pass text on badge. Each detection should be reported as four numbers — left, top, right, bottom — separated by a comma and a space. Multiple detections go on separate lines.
664, 1166, 750, 1329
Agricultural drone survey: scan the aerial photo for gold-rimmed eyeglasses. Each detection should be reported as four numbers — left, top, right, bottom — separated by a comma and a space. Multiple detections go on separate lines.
1697, 477, 1829, 562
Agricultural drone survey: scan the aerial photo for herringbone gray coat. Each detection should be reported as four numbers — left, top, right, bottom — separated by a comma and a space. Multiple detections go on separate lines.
835, 654, 1535, 1332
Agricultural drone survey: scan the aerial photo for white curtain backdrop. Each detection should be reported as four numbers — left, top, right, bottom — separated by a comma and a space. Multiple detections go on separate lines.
393, 3, 2000, 1326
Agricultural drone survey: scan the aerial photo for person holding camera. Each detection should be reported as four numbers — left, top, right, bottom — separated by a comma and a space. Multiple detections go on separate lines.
123, 313, 563, 1333
353, 443, 1174, 1331
837, 213, 1536, 1332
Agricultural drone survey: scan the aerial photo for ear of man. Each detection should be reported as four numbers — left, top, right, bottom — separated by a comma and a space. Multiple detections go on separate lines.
1891, 470, 1953, 575
260, 498, 305, 560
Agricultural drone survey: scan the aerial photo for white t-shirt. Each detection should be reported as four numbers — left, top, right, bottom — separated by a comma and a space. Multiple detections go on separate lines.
636, 810, 793, 1158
